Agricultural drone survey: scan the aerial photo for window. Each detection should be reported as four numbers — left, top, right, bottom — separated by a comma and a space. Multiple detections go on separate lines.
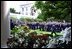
22, 8, 24, 11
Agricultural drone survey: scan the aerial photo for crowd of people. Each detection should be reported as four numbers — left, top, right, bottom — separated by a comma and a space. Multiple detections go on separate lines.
27, 22, 71, 32
10, 19, 71, 32
10, 19, 71, 37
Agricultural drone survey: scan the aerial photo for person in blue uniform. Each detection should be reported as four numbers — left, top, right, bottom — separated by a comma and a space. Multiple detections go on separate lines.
49, 24, 53, 32
38, 23, 41, 31
57, 24, 61, 32
32, 23, 35, 30
41, 24, 45, 31
35, 22, 39, 29
55, 24, 58, 32
39, 23, 45, 31
30, 23, 32, 29
66, 23, 71, 28
44, 24, 48, 31
10, 19, 15, 30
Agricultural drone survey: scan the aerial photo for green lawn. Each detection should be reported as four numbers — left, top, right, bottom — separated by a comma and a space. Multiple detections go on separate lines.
30, 29, 63, 36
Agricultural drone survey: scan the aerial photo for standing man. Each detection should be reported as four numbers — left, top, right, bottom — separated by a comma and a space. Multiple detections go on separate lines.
51, 24, 57, 37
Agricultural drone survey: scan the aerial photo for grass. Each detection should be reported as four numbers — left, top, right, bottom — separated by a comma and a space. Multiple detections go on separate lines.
30, 29, 63, 36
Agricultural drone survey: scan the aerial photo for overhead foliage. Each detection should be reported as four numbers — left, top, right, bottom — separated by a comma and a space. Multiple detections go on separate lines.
34, 1, 71, 22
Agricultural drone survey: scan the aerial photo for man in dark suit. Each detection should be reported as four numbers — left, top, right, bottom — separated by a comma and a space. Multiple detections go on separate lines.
51, 24, 57, 36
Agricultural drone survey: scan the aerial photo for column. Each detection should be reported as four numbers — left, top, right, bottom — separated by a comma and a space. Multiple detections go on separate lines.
1, 1, 10, 48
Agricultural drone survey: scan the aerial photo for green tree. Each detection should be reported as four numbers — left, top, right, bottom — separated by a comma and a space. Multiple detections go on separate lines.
10, 8, 16, 13
34, 1, 71, 22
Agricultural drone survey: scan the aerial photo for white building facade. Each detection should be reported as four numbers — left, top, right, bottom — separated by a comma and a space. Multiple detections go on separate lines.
20, 3, 38, 19
10, 2, 40, 19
